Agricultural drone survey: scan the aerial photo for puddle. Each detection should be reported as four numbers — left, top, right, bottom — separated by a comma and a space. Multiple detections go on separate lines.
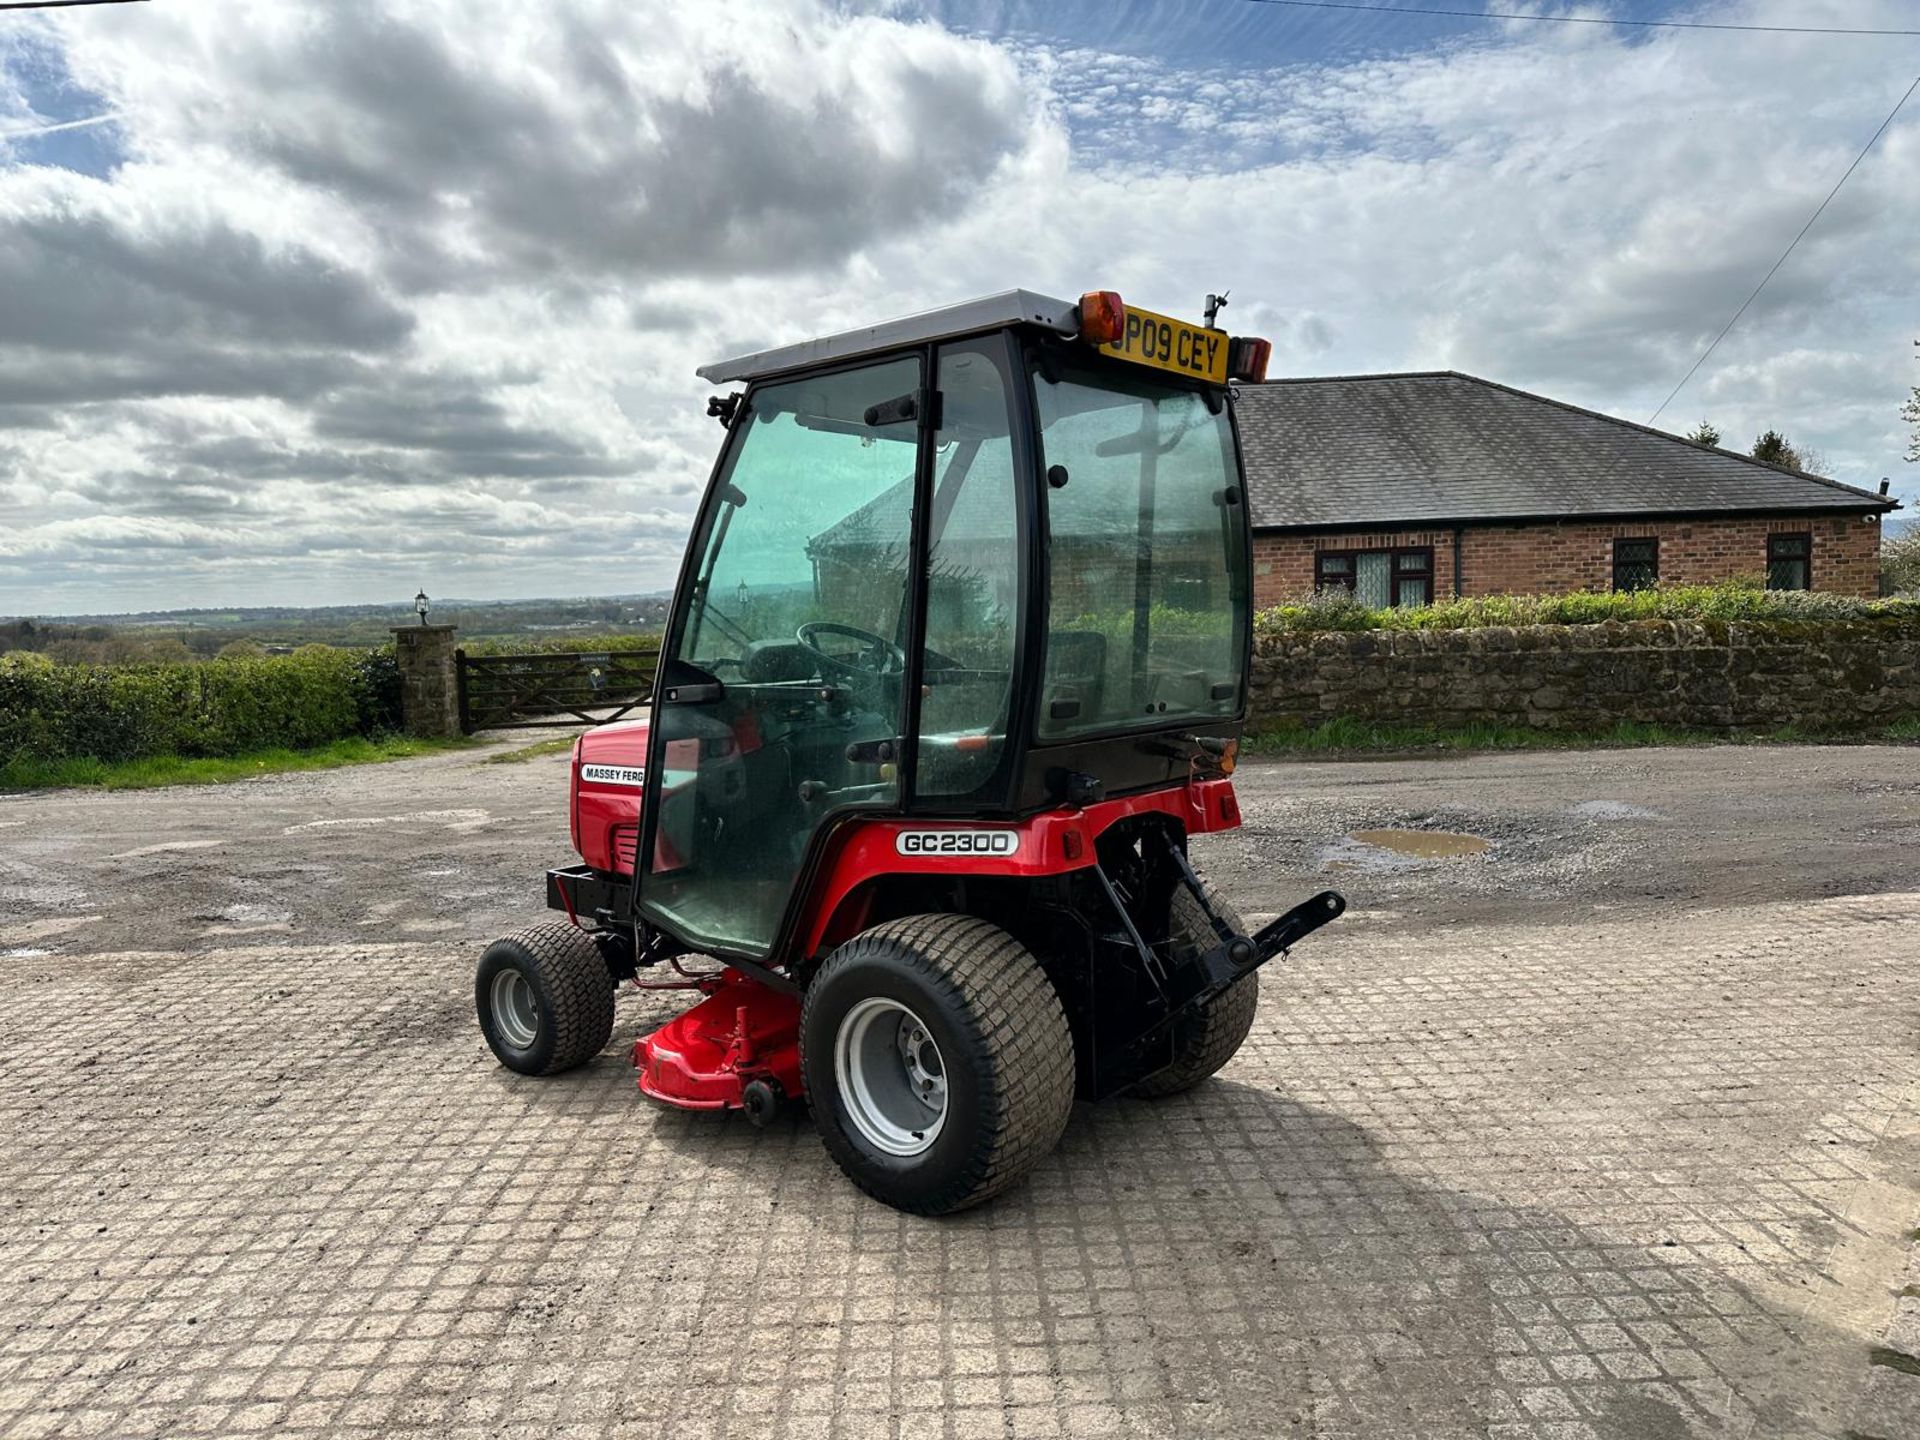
3, 948, 52, 959
194, 903, 295, 926
111, 839, 223, 860
1348, 829, 1490, 859
1318, 828, 1492, 875
1569, 800, 1662, 822
283, 808, 490, 835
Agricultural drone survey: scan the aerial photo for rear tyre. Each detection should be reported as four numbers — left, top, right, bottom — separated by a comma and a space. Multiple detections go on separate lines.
801, 914, 1075, 1216
1128, 876, 1260, 1098
476, 924, 616, 1076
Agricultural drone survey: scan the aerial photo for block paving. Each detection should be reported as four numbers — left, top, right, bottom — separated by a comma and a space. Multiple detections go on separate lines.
2, 888, 1917, 1437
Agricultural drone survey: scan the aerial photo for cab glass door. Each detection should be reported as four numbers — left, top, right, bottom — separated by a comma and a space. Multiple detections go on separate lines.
640, 356, 922, 958
916, 339, 1022, 802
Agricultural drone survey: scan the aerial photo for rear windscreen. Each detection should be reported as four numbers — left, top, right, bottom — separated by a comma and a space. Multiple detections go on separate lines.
1034, 368, 1247, 741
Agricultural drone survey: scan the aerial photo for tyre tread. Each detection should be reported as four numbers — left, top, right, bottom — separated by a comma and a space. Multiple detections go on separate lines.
490, 923, 615, 1075
805, 914, 1074, 1214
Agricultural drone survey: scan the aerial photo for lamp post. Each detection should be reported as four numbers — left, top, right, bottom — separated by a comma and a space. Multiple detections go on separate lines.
414, 589, 430, 625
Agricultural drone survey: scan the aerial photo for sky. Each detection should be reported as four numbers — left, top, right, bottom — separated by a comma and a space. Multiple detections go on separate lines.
0, 0, 1916, 616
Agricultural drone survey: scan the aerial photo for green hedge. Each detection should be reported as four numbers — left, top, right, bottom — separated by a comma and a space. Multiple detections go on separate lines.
0, 645, 402, 767
1255, 582, 1920, 635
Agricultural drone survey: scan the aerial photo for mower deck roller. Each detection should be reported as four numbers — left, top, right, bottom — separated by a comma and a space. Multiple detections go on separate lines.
476, 286, 1344, 1214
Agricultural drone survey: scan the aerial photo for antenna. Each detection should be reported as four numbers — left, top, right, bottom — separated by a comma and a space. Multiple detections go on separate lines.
1204, 292, 1230, 329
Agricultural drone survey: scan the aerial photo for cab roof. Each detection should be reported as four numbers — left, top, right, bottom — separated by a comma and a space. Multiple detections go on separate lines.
696, 289, 1080, 385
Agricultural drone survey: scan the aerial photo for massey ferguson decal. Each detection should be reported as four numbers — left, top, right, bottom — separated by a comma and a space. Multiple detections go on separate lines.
894, 829, 1019, 857
579, 764, 645, 788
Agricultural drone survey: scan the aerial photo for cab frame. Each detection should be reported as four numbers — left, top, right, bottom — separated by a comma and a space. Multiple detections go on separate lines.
621, 304, 1257, 988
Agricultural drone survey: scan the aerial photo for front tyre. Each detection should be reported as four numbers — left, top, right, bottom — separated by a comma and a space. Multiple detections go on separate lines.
801, 914, 1075, 1215
476, 924, 616, 1076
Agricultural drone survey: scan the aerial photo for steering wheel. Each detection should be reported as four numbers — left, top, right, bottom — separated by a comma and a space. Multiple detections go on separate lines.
795, 621, 906, 682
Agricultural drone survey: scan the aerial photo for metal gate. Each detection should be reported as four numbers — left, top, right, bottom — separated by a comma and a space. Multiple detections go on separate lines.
456, 647, 659, 732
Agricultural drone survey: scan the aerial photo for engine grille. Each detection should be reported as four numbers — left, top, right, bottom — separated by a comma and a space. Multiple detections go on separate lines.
611, 823, 639, 871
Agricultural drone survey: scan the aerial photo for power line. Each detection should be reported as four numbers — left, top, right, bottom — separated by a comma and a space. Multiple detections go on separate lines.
0, 1, 148, 11
1647, 72, 1920, 426
1235, 0, 1920, 38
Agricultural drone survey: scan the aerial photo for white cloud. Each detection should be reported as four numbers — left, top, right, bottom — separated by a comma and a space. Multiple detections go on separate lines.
1, 0, 1917, 613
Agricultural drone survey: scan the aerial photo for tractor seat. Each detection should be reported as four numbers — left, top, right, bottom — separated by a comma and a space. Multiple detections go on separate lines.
1041, 629, 1106, 722
738, 640, 821, 684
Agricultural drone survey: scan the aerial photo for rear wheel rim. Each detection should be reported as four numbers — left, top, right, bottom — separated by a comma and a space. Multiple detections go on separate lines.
834, 997, 948, 1157
491, 969, 540, 1050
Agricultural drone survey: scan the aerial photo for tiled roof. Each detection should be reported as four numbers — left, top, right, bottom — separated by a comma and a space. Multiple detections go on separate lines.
1234, 372, 1896, 530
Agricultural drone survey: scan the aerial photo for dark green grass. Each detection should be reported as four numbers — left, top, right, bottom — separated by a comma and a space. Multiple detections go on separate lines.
1245, 716, 1920, 757
0, 734, 478, 792
483, 734, 582, 763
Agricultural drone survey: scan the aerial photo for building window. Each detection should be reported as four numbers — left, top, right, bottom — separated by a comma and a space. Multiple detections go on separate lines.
1766, 533, 1811, 591
1316, 547, 1433, 607
1612, 537, 1659, 593
1315, 553, 1354, 593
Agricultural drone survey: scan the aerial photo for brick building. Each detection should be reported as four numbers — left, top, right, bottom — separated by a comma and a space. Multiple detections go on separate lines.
1235, 372, 1898, 606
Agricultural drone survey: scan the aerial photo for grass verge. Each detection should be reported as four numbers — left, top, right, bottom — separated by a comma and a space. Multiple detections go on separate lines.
484, 734, 581, 764
0, 734, 478, 792
1245, 716, 1920, 757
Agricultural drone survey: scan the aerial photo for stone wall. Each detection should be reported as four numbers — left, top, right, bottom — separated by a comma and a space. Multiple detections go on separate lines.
1251, 511, 1886, 607
1249, 618, 1920, 733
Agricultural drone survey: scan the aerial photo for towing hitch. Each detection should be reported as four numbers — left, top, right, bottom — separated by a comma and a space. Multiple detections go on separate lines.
1159, 835, 1345, 1000
1086, 837, 1347, 1097
1093, 834, 1347, 1017
1193, 888, 1346, 991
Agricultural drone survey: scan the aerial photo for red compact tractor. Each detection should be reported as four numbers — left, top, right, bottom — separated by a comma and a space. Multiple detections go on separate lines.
476, 289, 1344, 1214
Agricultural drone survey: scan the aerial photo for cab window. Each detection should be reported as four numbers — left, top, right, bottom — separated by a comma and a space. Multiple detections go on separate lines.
1034, 368, 1246, 741
646, 356, 920, 957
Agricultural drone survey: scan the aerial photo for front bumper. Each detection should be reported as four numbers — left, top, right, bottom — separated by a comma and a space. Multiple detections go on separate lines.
546, 864, 631, 927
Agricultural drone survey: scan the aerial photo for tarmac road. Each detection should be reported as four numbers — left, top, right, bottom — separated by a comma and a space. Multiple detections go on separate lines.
3, 740, 1915, 958
2, 741, 1918, 1438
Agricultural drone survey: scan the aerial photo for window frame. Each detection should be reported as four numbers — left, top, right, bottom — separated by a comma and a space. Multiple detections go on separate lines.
1314, 546, 1434, 608
1611, 536, 1660, 594
1765, 531, 1812, 591
911, 335, 1030, 807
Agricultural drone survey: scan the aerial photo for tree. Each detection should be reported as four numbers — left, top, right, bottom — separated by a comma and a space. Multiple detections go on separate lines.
1685, 420, 1721, 447
1904, 386, 1919, 465
1883, 529, 1920, 596
1750, 430, 1805, 470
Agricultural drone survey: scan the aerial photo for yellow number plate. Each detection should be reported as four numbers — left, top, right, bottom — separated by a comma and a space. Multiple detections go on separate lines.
1097, 306, 1228, 385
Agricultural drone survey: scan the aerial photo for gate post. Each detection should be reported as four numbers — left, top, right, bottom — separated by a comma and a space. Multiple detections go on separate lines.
390, 623, 462, 737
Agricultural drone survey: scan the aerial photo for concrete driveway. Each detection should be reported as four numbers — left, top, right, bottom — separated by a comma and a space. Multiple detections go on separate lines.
2, 743, 1917, 1438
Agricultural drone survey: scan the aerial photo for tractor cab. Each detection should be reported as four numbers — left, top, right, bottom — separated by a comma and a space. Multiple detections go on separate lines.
478, 289, 1343, 1215
644, 289, 1263, 960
